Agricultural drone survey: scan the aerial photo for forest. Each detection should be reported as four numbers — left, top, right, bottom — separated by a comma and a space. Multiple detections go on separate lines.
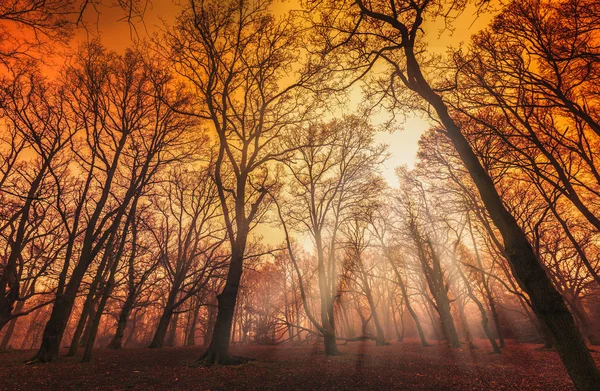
0, 0, 599, 390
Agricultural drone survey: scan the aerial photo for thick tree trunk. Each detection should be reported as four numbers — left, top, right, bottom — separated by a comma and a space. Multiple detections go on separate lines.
149, 306, 174, 349
198, 242, 247, 364
436, 298, 461, 348
324, 331, 338, 355
33, 251, 100, 362
411, 69, 599, 388
33, 290, 76, 362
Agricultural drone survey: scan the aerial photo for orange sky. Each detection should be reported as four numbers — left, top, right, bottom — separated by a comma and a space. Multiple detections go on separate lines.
0, 1, 494, 248
77, 1, 492, 187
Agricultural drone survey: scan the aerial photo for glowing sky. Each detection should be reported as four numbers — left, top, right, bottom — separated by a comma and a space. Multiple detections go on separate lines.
74, 1, 491, 188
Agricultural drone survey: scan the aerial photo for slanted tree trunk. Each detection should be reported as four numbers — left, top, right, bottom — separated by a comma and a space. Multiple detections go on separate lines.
149, 300, 175, 349
404, 43, 599, 387
67, 281, 103, 356
108, 291, 135, 349
81, 276, 114, 362
455, 296, 476, 349
0, 298, 25, 351
386, 254, 428, 346
412, 232, 460, 348
391, 298, 404, 343
0, 317, 17, 351
357, 260, 386, 345
451, 243, 500, 353
20, 310, 42, 350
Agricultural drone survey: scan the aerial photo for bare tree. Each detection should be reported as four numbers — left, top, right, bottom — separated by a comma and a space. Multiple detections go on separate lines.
31, 42, 194, 362
310, 1, 599, 387
276, 116, 386, 354
164, 0, 321, 364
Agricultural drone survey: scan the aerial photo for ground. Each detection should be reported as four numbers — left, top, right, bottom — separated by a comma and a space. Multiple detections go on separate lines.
1, 340, 598, 390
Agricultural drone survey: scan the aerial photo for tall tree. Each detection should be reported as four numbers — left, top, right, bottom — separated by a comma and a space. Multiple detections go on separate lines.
311, 1, 599, 387
165, 0, 319, 364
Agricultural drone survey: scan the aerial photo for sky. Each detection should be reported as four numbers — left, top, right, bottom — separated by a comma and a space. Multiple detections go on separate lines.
68, 0, 492, 246
75, 1, 492, 188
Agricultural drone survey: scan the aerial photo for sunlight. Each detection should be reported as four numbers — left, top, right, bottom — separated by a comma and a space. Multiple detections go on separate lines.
0, 1, 599, 390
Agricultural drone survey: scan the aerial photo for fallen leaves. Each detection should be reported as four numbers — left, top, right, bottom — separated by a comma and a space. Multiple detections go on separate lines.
0, 340, 596, 390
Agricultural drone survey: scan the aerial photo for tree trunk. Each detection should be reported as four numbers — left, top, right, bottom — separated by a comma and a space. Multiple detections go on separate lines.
360, 271, 386, 345
186, 301, 201, 346
404, 51, 600, 386
32, 260, 91, 363
315, 236, 339, 355
82, 282, 112, 362
0, 298, 25, 350
166, 311, 179, 347
149, 305, 174, 349
391, 298, 403, 343
108, 291, 135, 349
67, 296, 97, 357
414, 236, 460, 348
125, 311, 139, 348
456, 297, 476, 349
198, 241, 247, 364
386, 256, 428, 346
324, 331, 338, 355
488, 294, 505, 348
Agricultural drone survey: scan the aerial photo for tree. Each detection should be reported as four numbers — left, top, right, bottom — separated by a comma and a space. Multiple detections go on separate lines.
165, 0, 320, 364
31, 43, 194, 362
276, 116, 386, 354
0, 71, 75, 332
311, 0, 599, 387
147, 166, 226, 349
0, 0, 73, 67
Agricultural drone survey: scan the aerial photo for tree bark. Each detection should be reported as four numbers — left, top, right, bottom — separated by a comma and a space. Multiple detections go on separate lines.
198, 241, 248, 364
107, 291, 134, 349
404, 48, 599, 387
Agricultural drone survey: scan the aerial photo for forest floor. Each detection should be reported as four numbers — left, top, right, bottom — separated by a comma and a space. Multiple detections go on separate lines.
1, 339, 598, 390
